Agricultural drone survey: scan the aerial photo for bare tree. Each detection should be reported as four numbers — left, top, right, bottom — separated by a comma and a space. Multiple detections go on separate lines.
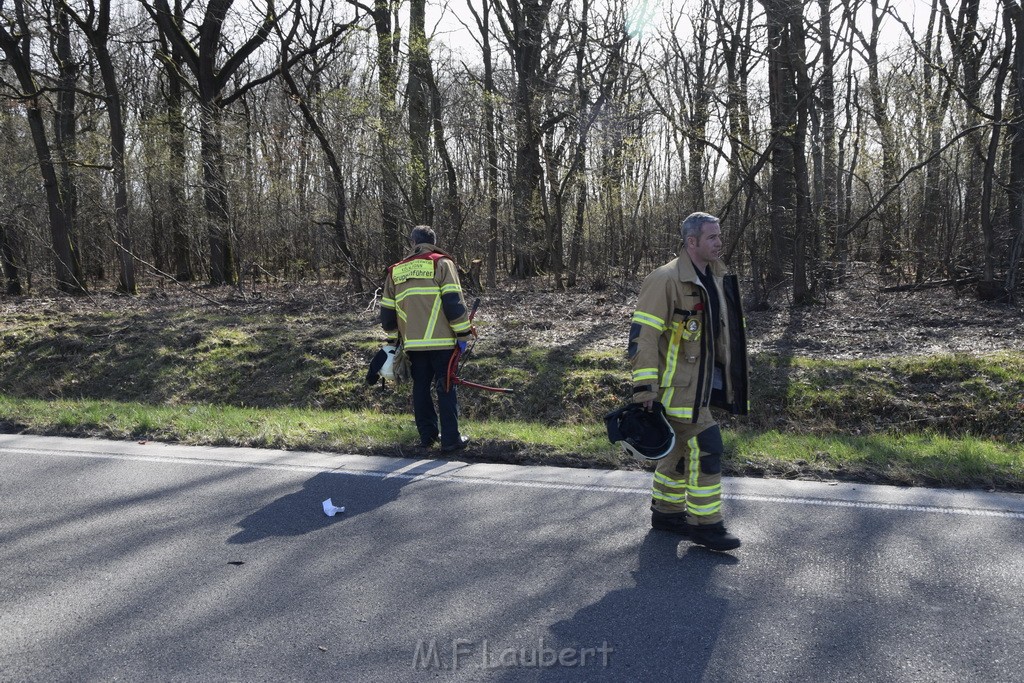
407, 0, 431, 225
277, 0, 363, 288
142, 0, 297, 285
0, 0, 86, 293
61, 0, 137, 293
466, 0, 499, 288
814, 0, 841, 285
564, 0, 630, 286
0, 222, 20, 295
762, 0, 813, 304
978, 0, 1013, 299
151, 0, 194, 282
849, 0, 902, 278
493, 0, 555, 278
1004, 0, 1024, 302
346, 0, 404, 266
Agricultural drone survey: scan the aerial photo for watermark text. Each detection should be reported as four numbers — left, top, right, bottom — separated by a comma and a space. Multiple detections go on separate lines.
412, 638, 613, 670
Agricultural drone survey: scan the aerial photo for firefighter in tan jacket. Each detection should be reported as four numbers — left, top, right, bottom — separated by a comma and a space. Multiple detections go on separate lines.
629, 212, 749, 551
381, 225, 473, 452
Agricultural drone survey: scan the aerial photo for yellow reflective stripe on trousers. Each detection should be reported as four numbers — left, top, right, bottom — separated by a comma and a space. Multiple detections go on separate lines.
653, 472, 686, 490
687, 483, 722, 497
652, 470, 687, 503
632, 311, 666, 331
651, 473, 684, 505
688, 500, 722, 516
652, 490, 686, 504
687, 436, 700, 487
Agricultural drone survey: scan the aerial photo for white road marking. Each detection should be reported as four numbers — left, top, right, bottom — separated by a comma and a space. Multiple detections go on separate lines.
3, 444, 1024, 520
729, 493, 1024, 519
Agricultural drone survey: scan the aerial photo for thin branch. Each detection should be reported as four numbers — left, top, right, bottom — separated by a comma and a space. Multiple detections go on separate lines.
841, 121, 1002, 239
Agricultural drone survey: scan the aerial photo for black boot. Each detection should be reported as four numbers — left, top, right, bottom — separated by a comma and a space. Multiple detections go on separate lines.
650, 510, 693, 535
686, 521, 741, 552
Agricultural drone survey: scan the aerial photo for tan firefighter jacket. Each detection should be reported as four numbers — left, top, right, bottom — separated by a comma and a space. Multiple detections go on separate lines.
381, 244, 472, 351
629, 255, 749, 423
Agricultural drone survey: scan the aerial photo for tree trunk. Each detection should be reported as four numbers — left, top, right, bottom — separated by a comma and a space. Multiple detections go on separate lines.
1005, 0, 1024, 302
145, 0, 288, 286
199, 101, 235, 285
65, 0, 137, 294
918, 0, 947, 283
428, 68, 464, 248
0, 223, 22, 296
789, 8, 812, 304
372, 0, 404, 265
407, 0, 432, 226
816, 0, 841, 287
0, 3, 85, 294
53, 2, 84, 283
763, 0, 798, 295
166, 2, 193, 282
566, 0, 592, 288
467, 0, 499, 288
858, 0, 902, 279
500, 0, 553, 278
978, 2, 1013, 299
104, 53, 137, 295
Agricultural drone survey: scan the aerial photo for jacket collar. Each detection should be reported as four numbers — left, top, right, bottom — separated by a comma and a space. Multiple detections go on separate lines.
404, 243, 455, 260
675, 251, 725, 283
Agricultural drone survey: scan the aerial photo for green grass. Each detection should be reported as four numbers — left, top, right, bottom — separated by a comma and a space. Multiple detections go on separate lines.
0, 394, 617, 465
749, 351, 1024, 441
2, 394, 1021, 490
729, 430, 1024, 490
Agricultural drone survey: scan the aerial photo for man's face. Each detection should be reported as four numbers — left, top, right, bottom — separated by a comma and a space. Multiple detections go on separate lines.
688, 221, 722, 266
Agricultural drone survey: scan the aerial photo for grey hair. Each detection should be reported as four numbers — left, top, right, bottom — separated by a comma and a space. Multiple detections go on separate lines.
680, 212, 720, 243
410, 225, 436, 245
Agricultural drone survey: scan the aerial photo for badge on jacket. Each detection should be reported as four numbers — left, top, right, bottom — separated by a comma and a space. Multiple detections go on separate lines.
681, 318, 701, 341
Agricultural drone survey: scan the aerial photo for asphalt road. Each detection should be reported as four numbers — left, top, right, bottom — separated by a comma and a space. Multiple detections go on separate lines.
1, 434, 1022, 682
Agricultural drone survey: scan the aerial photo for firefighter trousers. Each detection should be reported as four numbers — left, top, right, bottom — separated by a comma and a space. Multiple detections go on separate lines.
408, 349, 461, 449
651, 416, 724, 525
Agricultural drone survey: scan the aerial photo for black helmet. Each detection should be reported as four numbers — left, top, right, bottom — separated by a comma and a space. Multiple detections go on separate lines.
604, 402, 676, 460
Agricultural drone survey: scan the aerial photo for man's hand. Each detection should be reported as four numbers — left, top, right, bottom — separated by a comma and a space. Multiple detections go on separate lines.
632, 388, 658, 409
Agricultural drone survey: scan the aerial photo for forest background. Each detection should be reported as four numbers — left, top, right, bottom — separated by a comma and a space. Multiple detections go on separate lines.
1, 0, 1023, 491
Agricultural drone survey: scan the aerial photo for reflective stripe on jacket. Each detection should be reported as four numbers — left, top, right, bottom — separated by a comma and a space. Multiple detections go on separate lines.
381, 244, 471, 350
628, 256, 749, 423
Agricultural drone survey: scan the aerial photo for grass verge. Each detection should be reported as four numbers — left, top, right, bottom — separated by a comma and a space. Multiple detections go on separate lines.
2, 395, 1021, 492
0, 395, 619, 468
2, 293, 1022, 492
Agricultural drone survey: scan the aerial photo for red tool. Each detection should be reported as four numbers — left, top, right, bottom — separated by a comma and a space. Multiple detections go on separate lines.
446, 298, 514, 393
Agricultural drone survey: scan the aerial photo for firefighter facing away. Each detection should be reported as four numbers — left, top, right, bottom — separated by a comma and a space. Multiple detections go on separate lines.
380, 225, 472, 452
628, 212, 750, 551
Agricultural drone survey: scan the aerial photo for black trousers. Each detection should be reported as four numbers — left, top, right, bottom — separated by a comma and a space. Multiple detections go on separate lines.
408, 349, 461, 448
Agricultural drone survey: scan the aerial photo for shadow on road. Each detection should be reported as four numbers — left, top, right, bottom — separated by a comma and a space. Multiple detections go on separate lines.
515, 531, 739, 680
226, 461, 447, 544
